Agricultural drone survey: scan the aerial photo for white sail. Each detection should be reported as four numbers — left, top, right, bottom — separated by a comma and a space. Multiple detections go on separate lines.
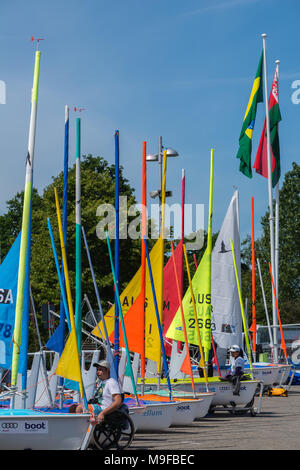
211, 191, 242, 363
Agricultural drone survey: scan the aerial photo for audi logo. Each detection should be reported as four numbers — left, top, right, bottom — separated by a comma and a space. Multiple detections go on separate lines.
2, 422, 18, 429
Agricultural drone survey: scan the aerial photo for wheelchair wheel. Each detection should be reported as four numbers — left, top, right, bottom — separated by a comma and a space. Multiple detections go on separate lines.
93, 409, 135, 450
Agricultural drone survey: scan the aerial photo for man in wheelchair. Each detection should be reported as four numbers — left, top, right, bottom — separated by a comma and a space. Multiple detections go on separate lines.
70, 359, 134, 450
73, 359, 123, 423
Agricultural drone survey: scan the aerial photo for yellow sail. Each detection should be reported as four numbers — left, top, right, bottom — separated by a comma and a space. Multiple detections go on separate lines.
53, 187, 84, 398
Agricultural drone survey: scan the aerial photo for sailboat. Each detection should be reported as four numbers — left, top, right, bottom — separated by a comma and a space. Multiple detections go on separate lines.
211, 194, 290, 387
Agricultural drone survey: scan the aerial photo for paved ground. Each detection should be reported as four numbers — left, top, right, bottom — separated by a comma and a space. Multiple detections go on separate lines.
130, 386, 300, 450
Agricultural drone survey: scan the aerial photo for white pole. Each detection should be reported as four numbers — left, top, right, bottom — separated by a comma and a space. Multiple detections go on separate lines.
261, 33, 278, 362
257, 258, 274, 352
274, 60, 280, 299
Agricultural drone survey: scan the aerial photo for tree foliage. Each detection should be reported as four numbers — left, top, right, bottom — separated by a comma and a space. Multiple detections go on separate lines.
0, 155, 150, 348
241, 162, 300, 325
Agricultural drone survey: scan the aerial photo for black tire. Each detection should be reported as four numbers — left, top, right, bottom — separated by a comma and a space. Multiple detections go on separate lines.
93, 410, 135, 451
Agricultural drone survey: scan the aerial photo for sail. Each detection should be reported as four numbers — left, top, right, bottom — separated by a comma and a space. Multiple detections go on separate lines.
0, 234, 21, 369
0, 232, 32, 377
211, 191, 243, 353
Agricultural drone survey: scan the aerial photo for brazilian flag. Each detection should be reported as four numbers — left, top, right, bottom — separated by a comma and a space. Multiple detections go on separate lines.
237, 52, 263, 178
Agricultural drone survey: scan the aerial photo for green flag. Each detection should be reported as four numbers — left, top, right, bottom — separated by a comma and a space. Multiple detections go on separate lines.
237, 52, 263, 178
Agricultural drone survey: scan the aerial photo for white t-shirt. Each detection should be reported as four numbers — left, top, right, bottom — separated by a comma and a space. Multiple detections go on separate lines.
229, 356, 244, 375
95, 378, 121, 410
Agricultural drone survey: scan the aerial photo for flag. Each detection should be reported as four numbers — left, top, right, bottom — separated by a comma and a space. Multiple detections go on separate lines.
253, 65, 281, 187
237, 52, 263, 178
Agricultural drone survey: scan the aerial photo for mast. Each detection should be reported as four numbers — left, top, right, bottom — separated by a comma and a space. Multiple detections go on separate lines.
204, 149, 214, 366
114, 130, 120, 376
61, 104, 69, 347
171, 241, 196, 397
75, 117, 82, 354
106, 231, 139, 405
144, 237, 172, 401
230, 238, 253, 375
140, 141, 147, 393
11, 50, 41, 402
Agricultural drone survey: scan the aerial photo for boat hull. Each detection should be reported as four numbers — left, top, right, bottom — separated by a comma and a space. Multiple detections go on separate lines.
171, 379, 260, 406
0, 410, 91, 450
213, 363, 282, 386
140, 378, 260, 406
149, 391, 215, 419
276, 364, 292, 385
128, 402, 176, 432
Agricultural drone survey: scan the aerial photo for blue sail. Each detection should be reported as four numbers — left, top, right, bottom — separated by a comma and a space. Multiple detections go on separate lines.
0, 230, 31, 384
0, 233, 21, 370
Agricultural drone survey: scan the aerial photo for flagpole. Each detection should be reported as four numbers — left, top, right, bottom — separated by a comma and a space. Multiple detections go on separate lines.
257, 258, 274, 350
262, 33, 278, 362
274, 60, 280, 300
269, 262, 287, 361
251, 197, 257, 361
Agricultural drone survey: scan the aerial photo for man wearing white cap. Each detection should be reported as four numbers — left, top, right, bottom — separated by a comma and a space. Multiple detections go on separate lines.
219, 345, 245, 395
74, 359, 122, 423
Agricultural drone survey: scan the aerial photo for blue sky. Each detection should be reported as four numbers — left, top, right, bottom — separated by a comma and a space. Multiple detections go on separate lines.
0, 0, 299, 244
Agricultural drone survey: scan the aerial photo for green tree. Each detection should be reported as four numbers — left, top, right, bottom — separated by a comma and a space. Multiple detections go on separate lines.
241, 162, 300, 325
0, 154, 149, 349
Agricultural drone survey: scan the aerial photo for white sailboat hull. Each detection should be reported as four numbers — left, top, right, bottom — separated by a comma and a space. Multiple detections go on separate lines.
171, 379, 259, 406
214, 364, 280, 386
128, 403, 175, 432
151, 391, 215, 419
0, 410, 91, 450
170, 399, 202, 426
140, 378, 259, 406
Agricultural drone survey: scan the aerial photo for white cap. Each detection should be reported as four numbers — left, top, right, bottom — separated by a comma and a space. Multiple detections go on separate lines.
228, 345, 240, 353
93, 360, 111, 369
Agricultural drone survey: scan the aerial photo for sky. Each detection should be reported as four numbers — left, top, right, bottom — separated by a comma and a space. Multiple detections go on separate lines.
0, 0, 299, 245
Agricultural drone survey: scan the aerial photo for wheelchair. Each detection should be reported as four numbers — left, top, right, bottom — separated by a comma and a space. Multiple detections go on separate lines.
90, 407, 135, 451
